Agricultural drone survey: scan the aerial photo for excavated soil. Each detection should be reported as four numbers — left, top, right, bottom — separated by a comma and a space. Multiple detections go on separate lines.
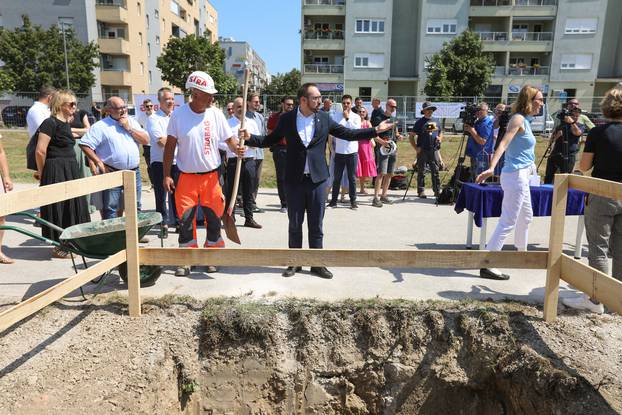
0, 295, 621, 414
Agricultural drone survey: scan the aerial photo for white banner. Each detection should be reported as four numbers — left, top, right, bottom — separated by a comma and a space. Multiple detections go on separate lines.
414, 102, 465, 119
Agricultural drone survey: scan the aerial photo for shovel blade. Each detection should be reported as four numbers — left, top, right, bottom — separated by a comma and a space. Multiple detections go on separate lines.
222, 213, 241, 244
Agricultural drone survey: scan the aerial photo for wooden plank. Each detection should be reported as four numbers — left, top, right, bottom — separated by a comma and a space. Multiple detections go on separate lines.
561, 254, 622, 315
543, 174, 569, 322
139, 248, 548, 269
569, 175, 622, 201
0, 251, 126, 333
0, 171, 124, 217
123, 171, 141, 318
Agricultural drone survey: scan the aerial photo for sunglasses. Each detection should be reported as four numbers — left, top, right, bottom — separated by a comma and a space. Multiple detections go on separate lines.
145, 105, 153, 108
65, 102, 77, 108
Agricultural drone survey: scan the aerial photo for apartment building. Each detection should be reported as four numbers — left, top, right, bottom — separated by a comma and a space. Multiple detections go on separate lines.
301, 0, 622, 101
219, 38, 271, 93
0, 0, 218, 103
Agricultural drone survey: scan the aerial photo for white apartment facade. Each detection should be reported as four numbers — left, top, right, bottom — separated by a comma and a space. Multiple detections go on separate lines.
219, 38, 271, 93
301, 0, 622, 102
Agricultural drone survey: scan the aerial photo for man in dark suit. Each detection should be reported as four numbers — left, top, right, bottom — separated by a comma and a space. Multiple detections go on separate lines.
240, 83, 393, 279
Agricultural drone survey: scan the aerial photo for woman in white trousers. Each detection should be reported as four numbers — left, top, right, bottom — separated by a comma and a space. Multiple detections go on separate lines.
476, 85, 544, 280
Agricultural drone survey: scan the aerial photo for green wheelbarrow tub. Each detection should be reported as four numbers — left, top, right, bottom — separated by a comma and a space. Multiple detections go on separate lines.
59, 212, 162, 258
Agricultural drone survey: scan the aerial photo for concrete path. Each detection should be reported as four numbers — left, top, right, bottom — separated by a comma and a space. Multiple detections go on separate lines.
0, 183, 587, 305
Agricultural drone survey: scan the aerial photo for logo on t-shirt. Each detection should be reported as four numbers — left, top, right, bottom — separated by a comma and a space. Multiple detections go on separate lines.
203, 119, 211, 155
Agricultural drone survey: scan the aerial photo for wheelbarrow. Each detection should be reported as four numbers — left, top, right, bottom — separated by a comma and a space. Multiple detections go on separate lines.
0, 211, 163, 287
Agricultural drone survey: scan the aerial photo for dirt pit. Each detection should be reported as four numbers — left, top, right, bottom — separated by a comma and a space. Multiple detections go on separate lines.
0, 296, 621, 414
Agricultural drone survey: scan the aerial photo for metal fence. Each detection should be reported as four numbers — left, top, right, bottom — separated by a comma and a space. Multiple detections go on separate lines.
0, 92, 609, 134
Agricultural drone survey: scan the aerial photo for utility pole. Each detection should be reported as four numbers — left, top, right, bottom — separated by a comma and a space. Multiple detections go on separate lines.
61, 22, 70, 89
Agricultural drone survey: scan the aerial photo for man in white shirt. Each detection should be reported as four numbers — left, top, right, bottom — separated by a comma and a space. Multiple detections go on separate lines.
246, 93, 265, 213
137, 98, 155, 190
26, 86, 55, 138
328, 95, 361, 209
226, 97, 261, 229
146, 88, 177, 237
163, 71, 240, 276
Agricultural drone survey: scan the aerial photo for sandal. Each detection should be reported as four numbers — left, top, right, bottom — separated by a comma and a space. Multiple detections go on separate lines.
0, 254, 14, 264
52, 247, 71, 259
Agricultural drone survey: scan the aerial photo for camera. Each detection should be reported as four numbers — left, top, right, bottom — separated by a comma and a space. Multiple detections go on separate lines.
425, 122, 438, 132
498, 108, 512, 130
557, 108, 571, 121
460, 103, 478, 126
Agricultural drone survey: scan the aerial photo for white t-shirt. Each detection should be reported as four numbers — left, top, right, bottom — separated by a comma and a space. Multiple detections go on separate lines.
26, 101, 50, 138
167, 103, 233, 173
227, 117, 257, 159
332, 111, 361, 154
146, 109, 176, 164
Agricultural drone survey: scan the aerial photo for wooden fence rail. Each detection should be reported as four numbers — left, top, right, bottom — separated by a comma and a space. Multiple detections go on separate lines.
1, 172, 621, 330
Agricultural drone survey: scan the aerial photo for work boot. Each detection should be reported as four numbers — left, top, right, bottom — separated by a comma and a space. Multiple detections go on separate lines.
282, 266, 302, 277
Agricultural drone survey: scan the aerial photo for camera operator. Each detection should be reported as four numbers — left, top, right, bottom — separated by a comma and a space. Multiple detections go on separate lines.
464, 102, 495, 181
544, 107, 585, 184
553, 98, 594, 131
493, 103, 509, 175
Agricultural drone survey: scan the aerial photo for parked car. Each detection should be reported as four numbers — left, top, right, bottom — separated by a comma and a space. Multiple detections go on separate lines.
1, 105, 30, 128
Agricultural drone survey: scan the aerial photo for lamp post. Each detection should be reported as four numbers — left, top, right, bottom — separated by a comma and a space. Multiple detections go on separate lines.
60, 22, 70, 89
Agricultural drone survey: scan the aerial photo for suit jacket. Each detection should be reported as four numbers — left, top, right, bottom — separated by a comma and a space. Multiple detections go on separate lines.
246, 107, 377, 183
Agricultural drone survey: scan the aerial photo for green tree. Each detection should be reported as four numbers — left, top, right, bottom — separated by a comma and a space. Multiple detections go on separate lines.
157, 35, 237, 94
424, 30, 494, 98
263, 68, 301, 97
0, 15, 99, 94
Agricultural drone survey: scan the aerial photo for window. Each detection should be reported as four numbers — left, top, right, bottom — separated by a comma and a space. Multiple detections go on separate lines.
313, 57, 329, 64
426, 19, 457, 35
560, 54, 592, 70
154, 9, 159, 18
137, 2, 141, 16
148, 70, 152, 84
138, 32, 142, 46
156, 35, 160, 45
147, 42, 151, 57
170, 1, 180, 16
146, 14, 149, 29
355, 19, 385, 34
58, 17, 74, 30
0, 14, 3, 29
565, 18, 597, 34
140, 62, 144, 75
354, 53, 384, 68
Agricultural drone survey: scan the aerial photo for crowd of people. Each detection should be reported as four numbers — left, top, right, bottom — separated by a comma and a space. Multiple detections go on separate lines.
1, 77, 622, 314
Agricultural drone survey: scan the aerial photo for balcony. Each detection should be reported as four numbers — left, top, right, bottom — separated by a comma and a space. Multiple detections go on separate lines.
477, 31, 553, 52
303, 31, 345, 51
507, 65, 550, 76
98, 37, 130, 55
302, 0, 345, 16
470, 0, 556, 17
100, 69, 132, 86
96, 1, 128, 24
304, 64, 344, 74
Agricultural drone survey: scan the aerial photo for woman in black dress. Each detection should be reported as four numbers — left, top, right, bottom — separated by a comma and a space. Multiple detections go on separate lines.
36, 90, 91, 258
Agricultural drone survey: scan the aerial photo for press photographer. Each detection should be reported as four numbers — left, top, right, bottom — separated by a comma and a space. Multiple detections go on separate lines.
543, 106, 585, 183
411, 101, 442, 198
463, 102, 495, 181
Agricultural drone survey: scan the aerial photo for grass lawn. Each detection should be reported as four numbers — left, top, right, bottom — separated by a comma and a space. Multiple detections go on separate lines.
1, 128, 552, 189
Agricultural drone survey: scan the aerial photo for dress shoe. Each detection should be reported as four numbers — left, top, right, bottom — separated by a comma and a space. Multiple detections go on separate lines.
480, 268, 510, 280
279, 207, 287, 213
244, 219, 262, 229
310, 266, 333, 279
327, 201, 337, 208
282, 266, 302, 277
252, 206, 265, 213
350, 202, 359, 210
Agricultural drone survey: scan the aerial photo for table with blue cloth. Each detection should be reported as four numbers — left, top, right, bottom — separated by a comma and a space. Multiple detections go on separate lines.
455, 183, 586, 256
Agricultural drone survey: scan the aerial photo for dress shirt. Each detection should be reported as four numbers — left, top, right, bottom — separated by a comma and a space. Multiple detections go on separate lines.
146, 109, 175, 163
296, 108, 315, 174
80, 116, 145, 170
332, 111, 361, 154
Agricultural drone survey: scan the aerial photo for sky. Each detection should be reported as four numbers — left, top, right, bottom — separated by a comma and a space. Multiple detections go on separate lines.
210, 0, 301, 75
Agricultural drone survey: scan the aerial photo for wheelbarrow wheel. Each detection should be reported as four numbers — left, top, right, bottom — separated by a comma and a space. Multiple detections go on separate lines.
118, 262, 162, 288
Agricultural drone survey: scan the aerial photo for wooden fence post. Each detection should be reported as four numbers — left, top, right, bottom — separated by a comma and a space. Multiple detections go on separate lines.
543, 174, 569, 322
123, 170, 141, 317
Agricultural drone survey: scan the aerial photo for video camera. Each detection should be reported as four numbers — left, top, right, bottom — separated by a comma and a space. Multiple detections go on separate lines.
459, 103, 478, 127
557, 108, 572, 121
498, 108, 512, 130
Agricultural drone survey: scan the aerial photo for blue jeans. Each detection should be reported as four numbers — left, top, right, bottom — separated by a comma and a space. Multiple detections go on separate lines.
102, 169, 141, 219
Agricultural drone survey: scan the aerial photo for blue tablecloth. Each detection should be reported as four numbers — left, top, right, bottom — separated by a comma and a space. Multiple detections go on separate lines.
455, 183, 585, 227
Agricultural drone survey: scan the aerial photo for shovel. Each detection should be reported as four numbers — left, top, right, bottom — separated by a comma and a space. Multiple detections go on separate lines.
222, 67, 251, 244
